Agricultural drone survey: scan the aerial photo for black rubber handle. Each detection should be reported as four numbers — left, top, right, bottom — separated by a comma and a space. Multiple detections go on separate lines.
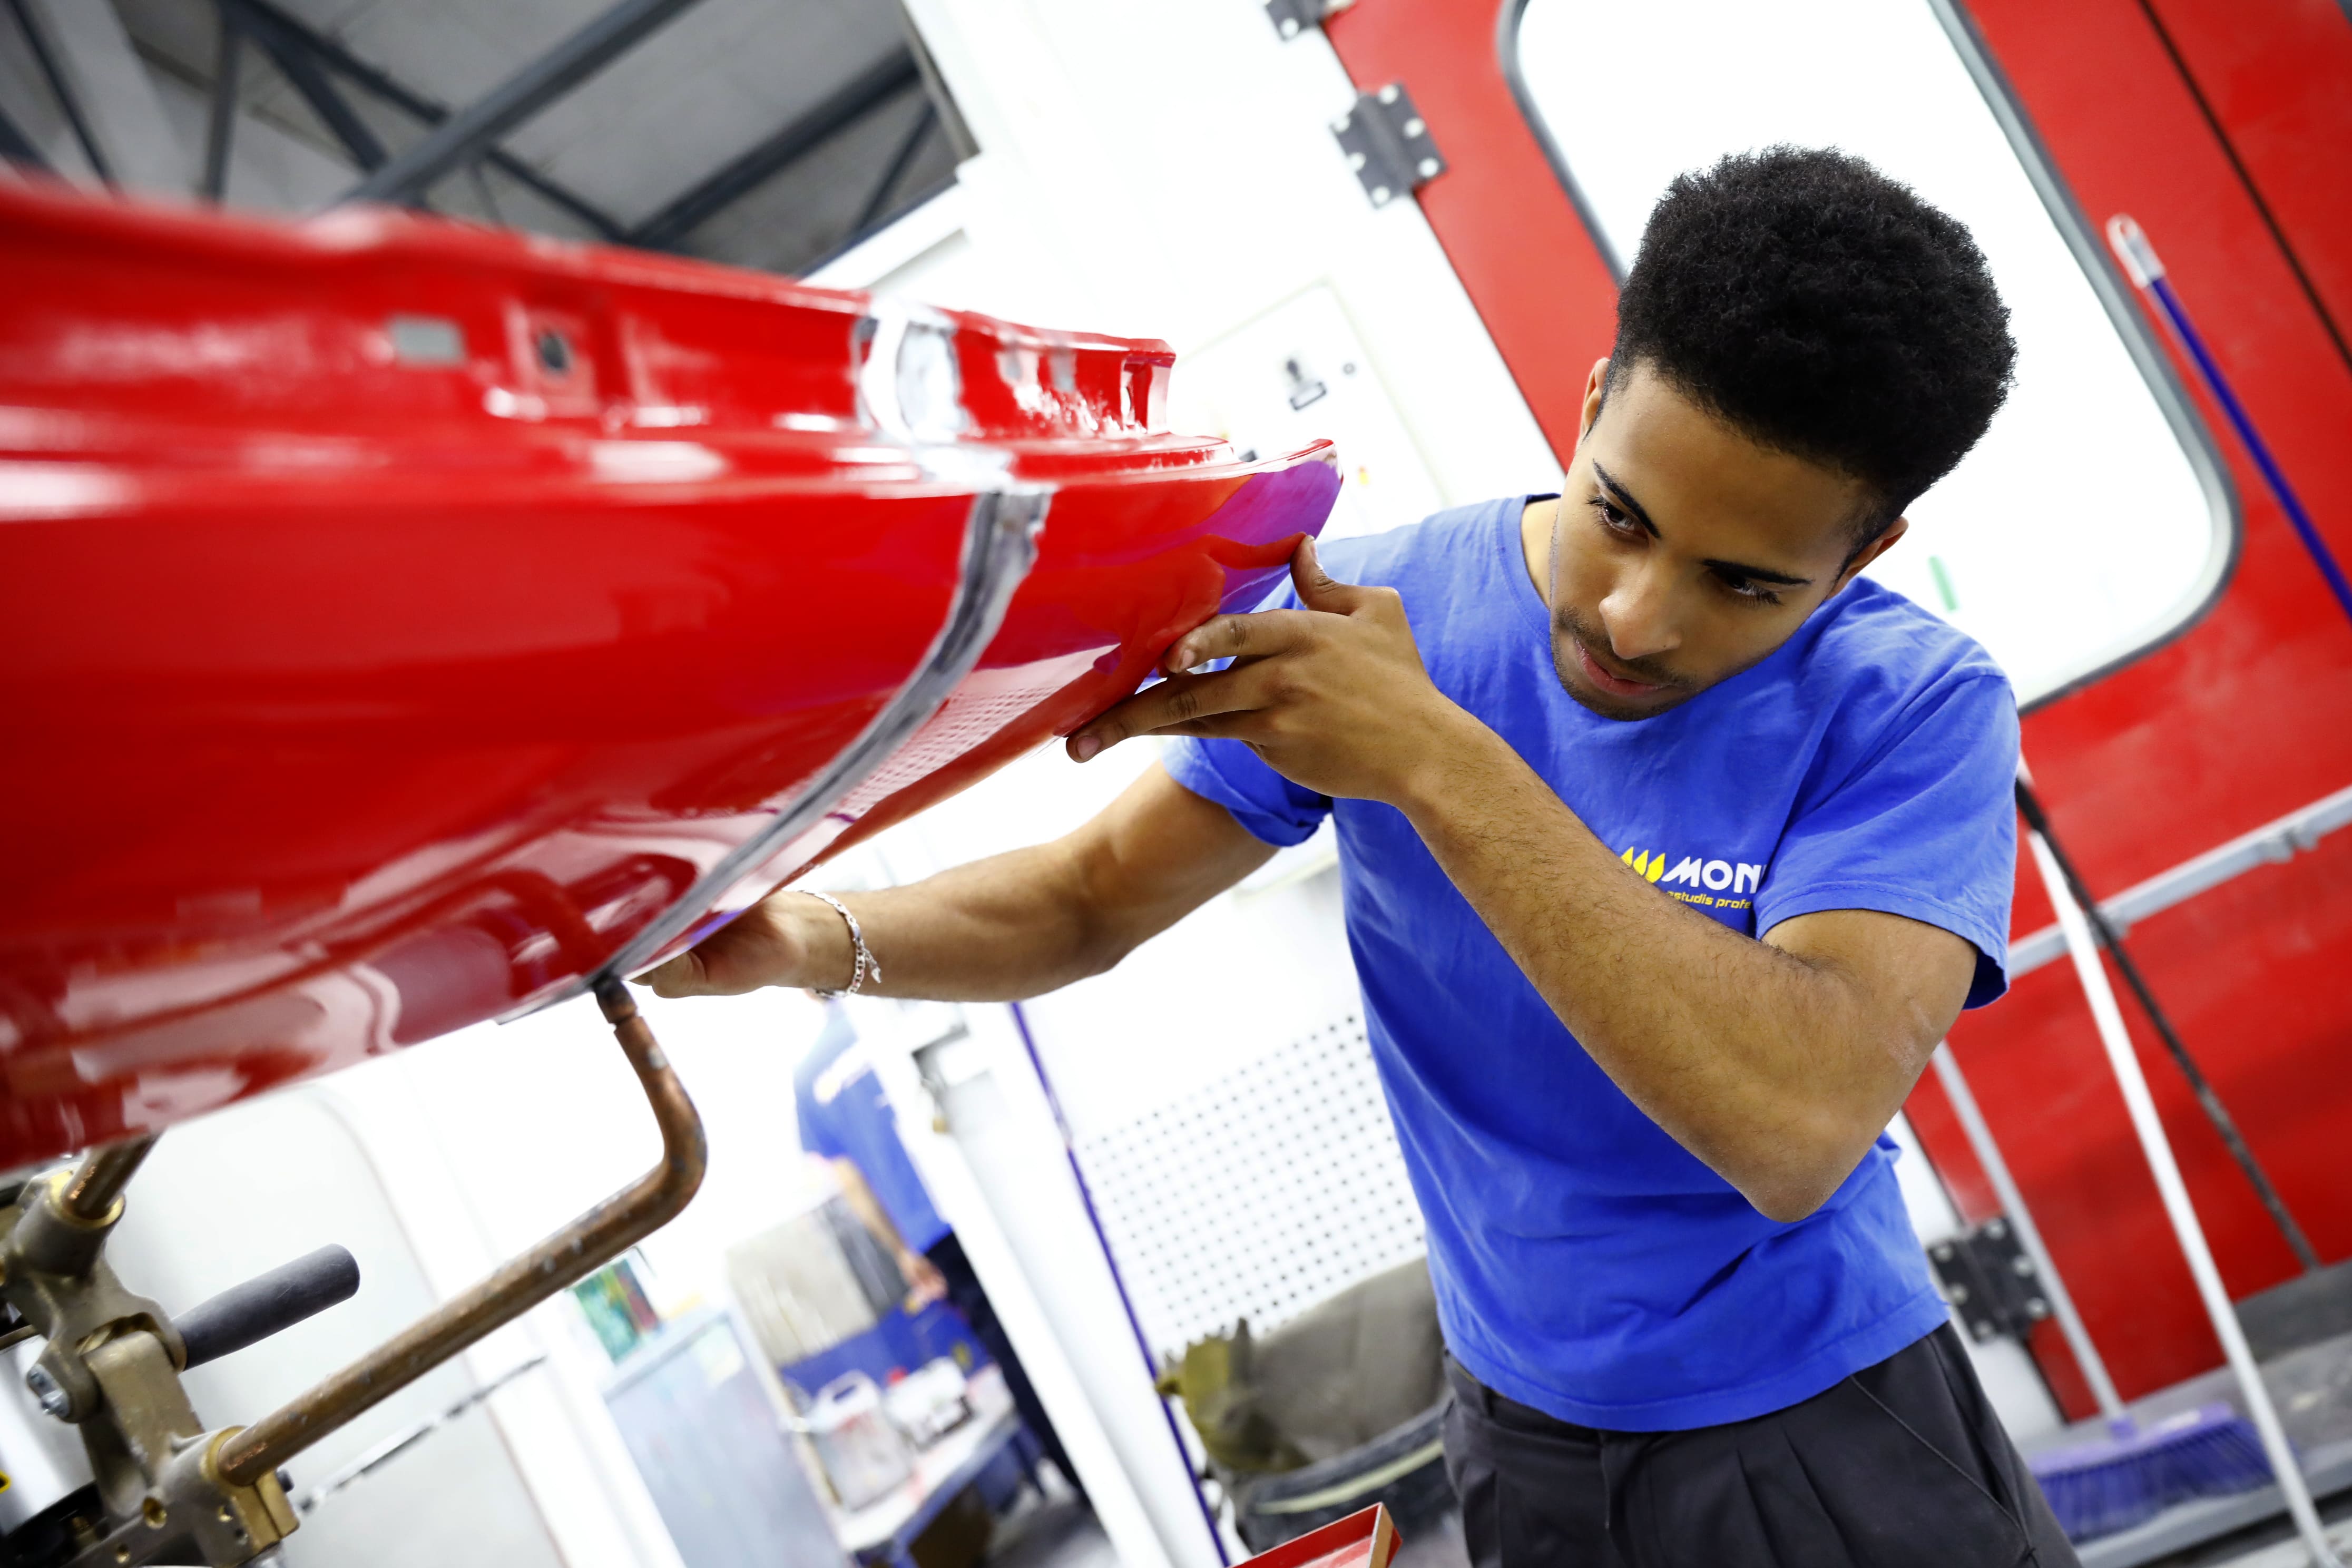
179, 1246, 360, 1369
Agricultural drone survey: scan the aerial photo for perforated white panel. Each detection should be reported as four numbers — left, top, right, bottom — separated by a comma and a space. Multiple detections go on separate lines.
1074, 1014, 1426, 1360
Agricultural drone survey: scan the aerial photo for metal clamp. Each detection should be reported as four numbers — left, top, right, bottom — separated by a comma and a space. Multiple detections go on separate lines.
1927, 1217, 2051, 1344
1265, 0, 1353, 41
1332, 83, 1446, 209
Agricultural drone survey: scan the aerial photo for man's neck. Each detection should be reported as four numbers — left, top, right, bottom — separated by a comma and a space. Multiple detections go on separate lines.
1520, 494, 1559, 609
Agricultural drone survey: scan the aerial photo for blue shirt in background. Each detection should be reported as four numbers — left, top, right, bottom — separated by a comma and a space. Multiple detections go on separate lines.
1163, 496, 2019, 1430
794, 1005, 950, 1255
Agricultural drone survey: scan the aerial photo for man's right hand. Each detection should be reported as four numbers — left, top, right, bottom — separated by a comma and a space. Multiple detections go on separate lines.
633, 763, 1277, 1005
638, 891, 854, 997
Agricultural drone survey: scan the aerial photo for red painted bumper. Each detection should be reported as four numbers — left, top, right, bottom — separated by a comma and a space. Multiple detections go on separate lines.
0, 182, 1338, 1165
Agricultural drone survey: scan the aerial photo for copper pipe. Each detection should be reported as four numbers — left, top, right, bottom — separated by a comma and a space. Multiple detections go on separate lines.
215, 980, 704, 1487
58, 1133, 159, 1222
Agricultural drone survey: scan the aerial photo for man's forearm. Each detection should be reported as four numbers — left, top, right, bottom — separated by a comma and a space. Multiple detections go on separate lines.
804, 841, 1121, 1002
1394, 718, 1945, 1219
650, 766, 1275, 1001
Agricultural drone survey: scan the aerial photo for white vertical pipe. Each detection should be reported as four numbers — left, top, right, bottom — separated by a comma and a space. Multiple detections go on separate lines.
1929, 1044, 2126, 1426
2024, 822, 2343, 1567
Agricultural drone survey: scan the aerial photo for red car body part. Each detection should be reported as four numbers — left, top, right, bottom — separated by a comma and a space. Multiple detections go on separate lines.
0, 181, 1339, 1168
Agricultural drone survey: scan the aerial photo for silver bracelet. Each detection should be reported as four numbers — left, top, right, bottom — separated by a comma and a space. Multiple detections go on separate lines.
804, 890, 880, 997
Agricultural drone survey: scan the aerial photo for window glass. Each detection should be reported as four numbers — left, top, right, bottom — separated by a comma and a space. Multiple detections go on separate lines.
1511, 0, 2232, 703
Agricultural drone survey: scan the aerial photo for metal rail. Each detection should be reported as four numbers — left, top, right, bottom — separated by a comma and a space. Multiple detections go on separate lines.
214, 978, 704, 1486
2008, 781, 2352, 978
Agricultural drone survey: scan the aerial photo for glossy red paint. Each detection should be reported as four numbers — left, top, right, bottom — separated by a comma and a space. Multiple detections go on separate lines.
1236, 1504, 1399, 1568
0, 181, 1338, 1168
1321, 0, 2352, 1412
2136, 0, 2352, 357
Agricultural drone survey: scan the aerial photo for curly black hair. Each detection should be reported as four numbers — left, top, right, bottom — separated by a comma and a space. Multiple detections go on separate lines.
1608, 146, 2016, 541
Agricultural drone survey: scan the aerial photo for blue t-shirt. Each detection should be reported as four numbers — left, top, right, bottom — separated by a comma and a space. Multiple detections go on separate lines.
1163, 497, 2019, 1431
794, 1006, 950, 1255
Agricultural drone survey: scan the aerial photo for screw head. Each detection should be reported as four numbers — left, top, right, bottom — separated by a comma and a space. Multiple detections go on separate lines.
25, 1365, 68, 1417
535, 330, 572, 376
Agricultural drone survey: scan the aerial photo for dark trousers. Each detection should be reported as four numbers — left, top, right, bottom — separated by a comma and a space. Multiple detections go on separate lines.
927, 1231, 1086, 1501
1442, 1326, 2080, 1567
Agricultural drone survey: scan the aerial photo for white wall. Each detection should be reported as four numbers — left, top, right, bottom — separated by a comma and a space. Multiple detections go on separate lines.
794, 5, 1573, 1562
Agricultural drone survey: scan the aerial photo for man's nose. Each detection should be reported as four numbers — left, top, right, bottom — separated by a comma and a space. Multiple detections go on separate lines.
1598, 562, 1683, 663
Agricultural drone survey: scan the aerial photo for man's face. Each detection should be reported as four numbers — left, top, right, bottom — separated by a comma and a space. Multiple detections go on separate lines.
1537, 358, 1907, 720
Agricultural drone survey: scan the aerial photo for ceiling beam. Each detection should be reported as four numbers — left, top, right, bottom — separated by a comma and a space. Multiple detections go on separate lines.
201, 8, 240, 199
340, 0, 708, 207
852, 97, 936, 235
229, 1, 386, 171
3, 0, 111, 184
222, 0, 623, 240
13, 0, 184, 194
627, 45, 920, 252
0, 96, 51, 172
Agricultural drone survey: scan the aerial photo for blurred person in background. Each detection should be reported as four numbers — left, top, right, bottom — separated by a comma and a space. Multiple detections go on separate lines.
795, 998, 1086, 1502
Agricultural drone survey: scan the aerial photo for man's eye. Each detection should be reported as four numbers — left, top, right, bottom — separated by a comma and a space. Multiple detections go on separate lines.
1588, 496, 1636, 534
1719, 574, 1783, 605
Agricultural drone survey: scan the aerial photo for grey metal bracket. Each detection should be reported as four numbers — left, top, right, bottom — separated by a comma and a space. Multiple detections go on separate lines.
1331, 83, 1445, 209
1265, 0, 1353, 41
1928, 1216, 2052, 1343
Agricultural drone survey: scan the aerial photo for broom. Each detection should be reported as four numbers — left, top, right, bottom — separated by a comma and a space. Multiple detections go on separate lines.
1933, 1048, 2270, 1540
2012, 761, 2341, 1564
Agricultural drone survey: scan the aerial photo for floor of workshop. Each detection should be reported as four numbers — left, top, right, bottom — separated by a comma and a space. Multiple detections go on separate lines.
2149, 1500, 2352, 1568
982, 1502, 1473, 1568
984, 1494, 1117, 1568
975, 1494, 2352, 1567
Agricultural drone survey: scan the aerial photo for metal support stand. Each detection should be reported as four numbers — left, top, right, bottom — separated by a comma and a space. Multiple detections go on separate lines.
216, 978, 703, 1485
0, 979, 706, 1566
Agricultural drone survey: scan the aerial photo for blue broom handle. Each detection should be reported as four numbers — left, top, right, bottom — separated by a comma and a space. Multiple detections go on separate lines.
2106, 215, 2352, 630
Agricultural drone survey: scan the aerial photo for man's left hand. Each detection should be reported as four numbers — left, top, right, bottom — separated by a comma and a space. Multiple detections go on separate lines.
1067, 536, 1474, 805
898, 1246, 949, 1311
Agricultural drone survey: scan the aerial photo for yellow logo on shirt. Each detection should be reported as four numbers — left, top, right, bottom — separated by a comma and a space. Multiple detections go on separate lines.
1621, 846, 1766, 909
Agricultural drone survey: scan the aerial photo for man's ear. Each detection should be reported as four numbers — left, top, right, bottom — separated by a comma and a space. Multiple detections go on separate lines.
1579, 358, 1611, 442
1835, 515, 1910, 589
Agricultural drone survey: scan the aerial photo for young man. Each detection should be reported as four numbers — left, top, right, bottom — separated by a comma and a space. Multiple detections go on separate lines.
652, 149, 2072, 1566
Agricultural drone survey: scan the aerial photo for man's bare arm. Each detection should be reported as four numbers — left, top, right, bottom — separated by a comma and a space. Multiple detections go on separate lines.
640, 763, 1273, 1001
1397, 727, 1974, 1221
826, 1154, 947, 1309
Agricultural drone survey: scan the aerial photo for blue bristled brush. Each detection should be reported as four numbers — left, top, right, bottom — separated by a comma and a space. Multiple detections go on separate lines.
2031, 1404, 2276, 1542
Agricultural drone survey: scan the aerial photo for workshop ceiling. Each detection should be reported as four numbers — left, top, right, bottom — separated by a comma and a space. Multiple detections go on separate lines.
106, 0, 963, 275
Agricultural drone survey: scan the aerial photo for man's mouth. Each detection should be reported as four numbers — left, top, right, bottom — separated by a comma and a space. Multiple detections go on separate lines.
1572, 635, 1669, 699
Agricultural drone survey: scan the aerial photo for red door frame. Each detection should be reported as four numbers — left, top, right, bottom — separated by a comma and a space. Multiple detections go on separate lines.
1322, 0, 2352, 1414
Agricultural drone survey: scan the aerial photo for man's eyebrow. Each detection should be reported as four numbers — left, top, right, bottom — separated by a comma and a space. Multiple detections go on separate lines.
1591, 459, 1815, 587
1701, 556, 1813, 587
1590, 462, 1659, 536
